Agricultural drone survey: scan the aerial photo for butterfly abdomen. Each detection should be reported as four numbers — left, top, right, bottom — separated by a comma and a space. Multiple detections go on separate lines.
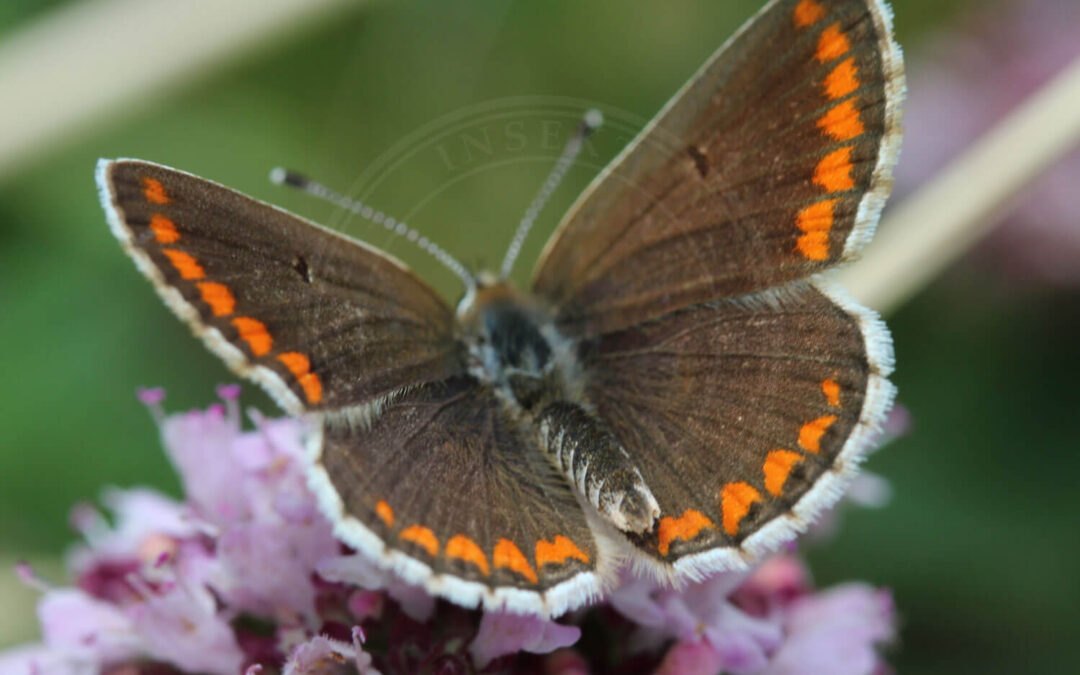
536, 401, 660, 535
461, 279, 660, 535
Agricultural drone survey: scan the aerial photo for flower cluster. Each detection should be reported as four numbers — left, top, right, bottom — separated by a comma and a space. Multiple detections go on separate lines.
2, 388, 898, 674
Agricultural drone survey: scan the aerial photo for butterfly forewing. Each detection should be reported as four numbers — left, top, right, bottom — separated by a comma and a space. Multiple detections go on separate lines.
98, 159, 462, 413
533, 0, 903, 336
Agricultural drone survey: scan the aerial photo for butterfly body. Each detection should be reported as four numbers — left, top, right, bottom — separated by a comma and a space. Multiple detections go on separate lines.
461, 276, 662, 535
99, 0, 904, 617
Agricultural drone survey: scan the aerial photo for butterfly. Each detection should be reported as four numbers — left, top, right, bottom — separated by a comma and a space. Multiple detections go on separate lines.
97, 0, 903, 617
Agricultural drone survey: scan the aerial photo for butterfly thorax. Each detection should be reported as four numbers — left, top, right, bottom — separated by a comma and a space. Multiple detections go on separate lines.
458, 277, 661, 535
458, 279, 558, 411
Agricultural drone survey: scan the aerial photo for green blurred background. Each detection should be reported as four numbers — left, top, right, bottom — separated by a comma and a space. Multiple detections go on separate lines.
2, 0, 1078, 673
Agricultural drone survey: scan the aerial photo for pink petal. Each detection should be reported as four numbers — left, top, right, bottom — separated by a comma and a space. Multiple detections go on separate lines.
762, 584, 895, 675
38, 589, 143, 664
654, 640, 726, 675
469, 612, 580, 668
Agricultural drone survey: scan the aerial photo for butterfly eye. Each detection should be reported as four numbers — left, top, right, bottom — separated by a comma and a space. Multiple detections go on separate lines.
291, 255, 313, 283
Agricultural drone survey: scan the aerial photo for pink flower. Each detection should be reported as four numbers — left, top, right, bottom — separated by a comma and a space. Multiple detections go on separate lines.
608, 556, 895, 675
468, 611, 581, 668
123, 572, 245, 675
761, 585, 895, 675
729, 555, 811, 620
609, 567, 782, 673
38, 588, 143, 667
282, 630, 380, 675
66, 488, 195, 605
2, 387, 901, 673
543, 649, 590, 675
160, 394, 338, 624
653, 639, 729, 675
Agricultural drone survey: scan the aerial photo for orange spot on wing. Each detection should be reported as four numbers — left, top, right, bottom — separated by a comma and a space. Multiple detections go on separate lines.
162, 249, 204, 280
797, 199, 837, 232
799, 415, 838, 453
824, 57, 860, 100
795, 199, 836, 261
764, 450, 804, 496
276, 351, 323, 404
375, 500, 394, 528
797, 231, 830, 261
446, 535, 490, 575
278, 351, 309, 375
196, 282, 235, 317
813, 146, 855, 192
299, 373, 323, 404
148, 214, 179, 244
816, 23, 850, 62
818, 98, 865, 141
232, 317, 272, 356
657, 509, 714, 556
793, 0, 825, 28
535, 535, 589, 568
821, 379, 842, 407
400, 525, 439, 556
720, 482, 762, 536
141, 176, 170, 204
494, 539, 538, 584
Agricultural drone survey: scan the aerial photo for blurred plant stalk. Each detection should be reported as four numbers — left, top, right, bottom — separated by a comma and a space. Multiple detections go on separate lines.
840, 53, 1080, 313
0, 0, 362, 183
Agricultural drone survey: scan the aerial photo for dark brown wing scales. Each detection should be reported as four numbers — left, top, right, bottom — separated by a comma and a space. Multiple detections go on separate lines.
579, 283, 888, 563
99, 160, 462, 413
533, 0, 902, 336
311, 377, 600, 612
101, 159, 603, 613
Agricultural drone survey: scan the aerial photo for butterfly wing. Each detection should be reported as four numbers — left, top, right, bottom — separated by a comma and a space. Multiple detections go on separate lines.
311, 376, 604, 615
98, 159, 461, 413
533, 0, 904, 336
532, 0, 902, 569
99, 159, 604, 614
579, 279, 893, 569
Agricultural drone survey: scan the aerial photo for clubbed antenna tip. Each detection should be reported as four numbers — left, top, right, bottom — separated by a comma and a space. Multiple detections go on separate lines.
269, 167, 310, 189
583, 109, 604, 134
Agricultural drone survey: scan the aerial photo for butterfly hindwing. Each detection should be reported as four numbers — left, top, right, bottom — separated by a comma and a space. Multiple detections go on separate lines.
98, 159, 462, 414
533, 0, 904, 336
309, 376, 603, 615
578, 279, 894, 568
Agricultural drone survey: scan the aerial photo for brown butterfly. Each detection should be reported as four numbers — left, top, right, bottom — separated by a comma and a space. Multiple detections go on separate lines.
97, 0, 903, 617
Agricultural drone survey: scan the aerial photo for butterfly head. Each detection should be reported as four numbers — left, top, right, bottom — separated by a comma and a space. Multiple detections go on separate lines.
454, 268, 504, 310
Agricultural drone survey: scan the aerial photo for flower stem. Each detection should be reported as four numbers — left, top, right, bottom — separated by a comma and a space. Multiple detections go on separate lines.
0, 0, 360, 182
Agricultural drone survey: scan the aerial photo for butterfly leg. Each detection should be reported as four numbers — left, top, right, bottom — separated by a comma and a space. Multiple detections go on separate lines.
535, 401, 660, 534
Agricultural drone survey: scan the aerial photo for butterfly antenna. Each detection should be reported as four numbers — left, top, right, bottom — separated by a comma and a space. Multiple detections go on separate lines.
499, 108, 603, 279
270, 168, 476, 292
